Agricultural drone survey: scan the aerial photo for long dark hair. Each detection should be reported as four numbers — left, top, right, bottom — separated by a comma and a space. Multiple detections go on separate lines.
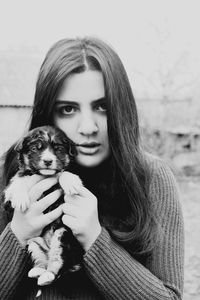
2, 37, 158, 261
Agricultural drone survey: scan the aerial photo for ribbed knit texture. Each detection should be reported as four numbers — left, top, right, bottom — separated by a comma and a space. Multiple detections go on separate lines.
0, 156, 184, 300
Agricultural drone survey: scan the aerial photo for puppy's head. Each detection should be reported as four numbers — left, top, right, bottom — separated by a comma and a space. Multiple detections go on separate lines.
15, 126, 77, 176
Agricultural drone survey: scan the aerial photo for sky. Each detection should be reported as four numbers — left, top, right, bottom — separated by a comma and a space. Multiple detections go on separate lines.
0, 0, 200, 100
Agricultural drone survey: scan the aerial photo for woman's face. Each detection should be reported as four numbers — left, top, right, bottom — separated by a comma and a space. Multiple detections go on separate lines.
53, 70, 110, 168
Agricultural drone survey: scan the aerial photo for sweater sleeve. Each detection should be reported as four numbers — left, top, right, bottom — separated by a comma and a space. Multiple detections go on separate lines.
83, 158, 184, 300
0, 223, 30, 300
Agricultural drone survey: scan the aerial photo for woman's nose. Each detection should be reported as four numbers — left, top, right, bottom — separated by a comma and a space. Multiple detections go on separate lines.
77, 114, 98, 135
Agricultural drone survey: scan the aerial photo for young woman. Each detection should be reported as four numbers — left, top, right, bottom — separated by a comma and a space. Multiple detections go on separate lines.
0, 37, 184, 299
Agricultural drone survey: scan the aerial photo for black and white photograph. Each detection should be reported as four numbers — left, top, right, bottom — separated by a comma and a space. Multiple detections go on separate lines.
0, 0, 199, 299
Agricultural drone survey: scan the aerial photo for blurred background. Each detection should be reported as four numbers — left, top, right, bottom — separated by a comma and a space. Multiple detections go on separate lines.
0, 0, 199, 298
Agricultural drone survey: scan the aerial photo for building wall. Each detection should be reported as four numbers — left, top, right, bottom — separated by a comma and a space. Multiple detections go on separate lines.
142, 128, 200, 176
0, 106, 32, 155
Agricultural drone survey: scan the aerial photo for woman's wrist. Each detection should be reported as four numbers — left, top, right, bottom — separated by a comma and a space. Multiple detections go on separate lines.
10, 220, 27, 247
84, 224, 102, 252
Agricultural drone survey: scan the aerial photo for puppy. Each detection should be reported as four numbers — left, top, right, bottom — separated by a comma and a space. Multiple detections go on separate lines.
4, 126, 84, 287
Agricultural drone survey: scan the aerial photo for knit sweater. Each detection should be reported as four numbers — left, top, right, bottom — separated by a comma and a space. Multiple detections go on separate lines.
0, 156, 184, 300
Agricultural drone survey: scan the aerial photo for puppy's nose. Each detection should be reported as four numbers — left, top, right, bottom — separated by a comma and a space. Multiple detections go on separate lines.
43, 159, 53, 167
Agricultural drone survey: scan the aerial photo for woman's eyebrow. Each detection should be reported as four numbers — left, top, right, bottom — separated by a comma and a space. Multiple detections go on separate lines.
92, 97, 106, 104
55, 97, 106, 105
55, 100, 77, 105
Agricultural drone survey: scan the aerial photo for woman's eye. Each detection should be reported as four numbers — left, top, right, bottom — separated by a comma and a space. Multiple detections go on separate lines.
96, 103, 107, 112
56, 105, 77, 115
63, 106, 75, 114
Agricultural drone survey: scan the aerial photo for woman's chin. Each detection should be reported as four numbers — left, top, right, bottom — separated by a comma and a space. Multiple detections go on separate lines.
75, 154, 106, 168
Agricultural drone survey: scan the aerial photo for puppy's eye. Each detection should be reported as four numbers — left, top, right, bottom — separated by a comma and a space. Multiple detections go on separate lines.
29, 142, 43, 151
37, 142, 43, 149
29, 145, 37, 151
54, 144, 65, 151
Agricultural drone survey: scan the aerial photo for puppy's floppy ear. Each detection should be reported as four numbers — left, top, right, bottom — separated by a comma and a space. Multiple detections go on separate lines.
14, 137, 24, 153
69, 143, 77, 157
62, 137, 77, 157
14, 134, 31, 153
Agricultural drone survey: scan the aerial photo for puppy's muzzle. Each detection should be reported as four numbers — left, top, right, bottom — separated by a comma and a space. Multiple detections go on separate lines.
43, 159, 53, 167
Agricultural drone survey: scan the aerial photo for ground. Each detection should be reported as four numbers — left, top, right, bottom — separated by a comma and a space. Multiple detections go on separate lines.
179, 177, 200, 300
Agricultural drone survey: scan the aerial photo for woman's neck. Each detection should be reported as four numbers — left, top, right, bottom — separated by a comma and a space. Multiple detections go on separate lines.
69, 157, 112, 185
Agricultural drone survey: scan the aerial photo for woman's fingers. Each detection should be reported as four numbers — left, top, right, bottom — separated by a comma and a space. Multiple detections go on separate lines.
76, 186, 95, 198
42, 205, 63, 227
62, 202, 78, 217
29, 177, 58, 202
64, 194, 79, 203
36, 189, 63, 212
62, 214, 76, 231
26, 174, 44, 188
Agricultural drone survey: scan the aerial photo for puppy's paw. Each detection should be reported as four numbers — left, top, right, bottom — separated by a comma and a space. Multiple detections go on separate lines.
59, 172, 83, 195
37, 271, 55, 286
12, 197, 31, 212
28, 267, 46, 278
4, 176, 31, 212
10, 190, 30, 212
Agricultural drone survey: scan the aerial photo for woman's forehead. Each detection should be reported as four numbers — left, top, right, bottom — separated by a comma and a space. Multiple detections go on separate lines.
57, 70, 105, 102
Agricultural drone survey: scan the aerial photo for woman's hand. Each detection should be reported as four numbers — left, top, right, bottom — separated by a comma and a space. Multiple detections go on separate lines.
61, 186, 102, 252
10, 175, 63, 247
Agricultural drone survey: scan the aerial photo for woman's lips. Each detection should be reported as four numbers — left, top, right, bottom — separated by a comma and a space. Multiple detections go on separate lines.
76, 143, 101, 155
